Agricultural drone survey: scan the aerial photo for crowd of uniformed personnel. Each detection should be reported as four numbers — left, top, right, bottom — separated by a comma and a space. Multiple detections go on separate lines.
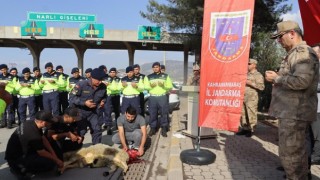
0, 61, 173, 139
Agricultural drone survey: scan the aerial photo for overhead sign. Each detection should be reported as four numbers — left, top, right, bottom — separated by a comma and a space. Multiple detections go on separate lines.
79, 23, 104, 38
137, 26, 161, 41
21, 20, 47, 36
27, 12, 96, 22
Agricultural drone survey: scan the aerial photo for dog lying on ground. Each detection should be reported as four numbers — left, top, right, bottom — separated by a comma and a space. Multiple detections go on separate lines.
60, 144, 129, 174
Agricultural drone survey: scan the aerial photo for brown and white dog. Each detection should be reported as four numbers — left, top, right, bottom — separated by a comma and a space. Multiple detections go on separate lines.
60, 144, 129, 173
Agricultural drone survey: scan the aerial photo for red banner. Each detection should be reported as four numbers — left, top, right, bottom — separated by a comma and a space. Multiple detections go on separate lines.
198, 0, 255, 132
298, 0, 320, 46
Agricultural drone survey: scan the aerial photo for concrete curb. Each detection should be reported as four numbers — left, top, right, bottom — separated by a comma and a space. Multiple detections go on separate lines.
167, 111, 184, 180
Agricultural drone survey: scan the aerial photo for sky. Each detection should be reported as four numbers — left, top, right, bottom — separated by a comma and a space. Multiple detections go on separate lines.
0, 0, 301, 75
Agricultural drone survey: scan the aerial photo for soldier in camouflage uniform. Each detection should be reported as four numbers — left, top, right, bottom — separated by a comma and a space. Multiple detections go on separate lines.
266, 21, 319, 180
236, 59, 265, 137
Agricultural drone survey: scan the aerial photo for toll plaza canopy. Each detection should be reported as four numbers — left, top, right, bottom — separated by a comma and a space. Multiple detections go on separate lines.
0, 26, 193, 83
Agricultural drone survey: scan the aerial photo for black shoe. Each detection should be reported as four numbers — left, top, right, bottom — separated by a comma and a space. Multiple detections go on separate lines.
276, 166, 284, 171
161, 127, 167, 137
106, 126, 113, 135
149, 128, 156, 136
236, 130, 248, 136
245, 131, 252, 137
7, 124, 13, 129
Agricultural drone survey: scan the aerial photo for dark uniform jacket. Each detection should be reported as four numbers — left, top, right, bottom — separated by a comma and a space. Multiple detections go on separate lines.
69, 80, 106, 113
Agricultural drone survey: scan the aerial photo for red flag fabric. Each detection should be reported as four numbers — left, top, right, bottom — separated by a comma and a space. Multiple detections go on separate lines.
298, 0, 320, 46
198, 0, 255, 132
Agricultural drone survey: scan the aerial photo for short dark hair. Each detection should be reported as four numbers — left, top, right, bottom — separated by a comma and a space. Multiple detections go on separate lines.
126, 106, 137, 115
64, 107, 79, 118
35, 110, 54, 123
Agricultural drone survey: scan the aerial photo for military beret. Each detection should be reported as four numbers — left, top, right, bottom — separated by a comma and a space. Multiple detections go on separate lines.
85, 68, 92, 73
91, 68, 105, 81
22, 67, 31, 74
152, 62, 160, 68
56, 65, 63, 70
0, 64, 8, 70
33, 67, 40, 72
126, 66, 133, 73
45, 62, 53, 69
109, 67, 117, 73
71, 68, 79, 74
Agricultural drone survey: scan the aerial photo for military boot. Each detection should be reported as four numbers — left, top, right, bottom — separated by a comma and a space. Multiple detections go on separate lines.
161, 126, 168, 137
148, 128, 156, 136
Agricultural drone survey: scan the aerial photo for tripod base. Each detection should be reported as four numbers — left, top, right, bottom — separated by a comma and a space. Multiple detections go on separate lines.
180, 149, 216, 165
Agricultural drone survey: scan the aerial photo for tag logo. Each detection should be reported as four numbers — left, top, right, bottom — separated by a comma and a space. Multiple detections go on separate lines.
209, 10, 251, 62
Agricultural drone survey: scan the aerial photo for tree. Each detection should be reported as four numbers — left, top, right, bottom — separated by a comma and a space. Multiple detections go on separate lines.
141, 0, 292, 61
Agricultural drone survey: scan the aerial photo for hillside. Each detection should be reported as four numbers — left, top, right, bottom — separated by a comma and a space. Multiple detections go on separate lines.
118, 60, 194, 82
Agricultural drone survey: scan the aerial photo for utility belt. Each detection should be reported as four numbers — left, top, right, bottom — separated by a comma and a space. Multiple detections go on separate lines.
150, 94, 166, 97
123, 95, 139, 98
108, 94, 120, 97
18, 95, 34, 98
42, 89, 57, 93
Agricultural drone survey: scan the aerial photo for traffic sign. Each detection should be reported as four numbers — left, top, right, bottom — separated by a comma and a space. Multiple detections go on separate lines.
138, 26, 161, 41
21, 20, 47, 36
79, 23, 104, 38
28, 12, 96, 22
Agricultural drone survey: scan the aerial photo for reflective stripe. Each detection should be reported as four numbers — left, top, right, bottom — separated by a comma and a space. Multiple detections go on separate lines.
43, 89, 57, 93
150, 94, 166, 97
123, 95, 139, 98
18, 95, 34, 98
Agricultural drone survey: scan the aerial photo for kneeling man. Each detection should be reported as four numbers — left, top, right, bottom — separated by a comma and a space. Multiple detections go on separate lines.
112, 106, 147, 156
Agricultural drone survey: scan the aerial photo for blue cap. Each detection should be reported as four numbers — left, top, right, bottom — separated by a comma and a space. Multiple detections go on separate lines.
33, 67, 40, 72
0, 64, 8, 70
71, 68, 79, 74
152, 62, 160, 68
85, 68, 92, 73
45, 62, 53, 69
133, 64, 140, 69
56, 65, 63, 70
160, 65, 165, 69
91, 68, 105, 80
22, 67, 31, 74
126, 66, 133, 73
109, 67, 117, 73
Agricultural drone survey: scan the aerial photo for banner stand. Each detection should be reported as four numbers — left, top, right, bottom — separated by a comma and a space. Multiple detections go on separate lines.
181, 86, 217, 139
180, 127, 216, 165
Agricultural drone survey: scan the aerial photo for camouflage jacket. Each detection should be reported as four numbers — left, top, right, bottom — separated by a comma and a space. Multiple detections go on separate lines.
269, 41, 319, 121
244, 70, 265, 103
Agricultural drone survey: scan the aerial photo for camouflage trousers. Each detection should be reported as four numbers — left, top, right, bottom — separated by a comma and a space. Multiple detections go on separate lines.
279, 119, 310, 180
240, 101, 258, 132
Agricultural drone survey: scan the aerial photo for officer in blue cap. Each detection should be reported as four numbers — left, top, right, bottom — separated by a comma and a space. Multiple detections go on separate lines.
69, 68, 107, 144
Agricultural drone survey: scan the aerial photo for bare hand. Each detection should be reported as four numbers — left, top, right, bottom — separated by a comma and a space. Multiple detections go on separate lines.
68, 132, 78, 141
77, 136, 83, 144
158, 81, 164, 87
40, 80, 45, 84
150, 83, 157, 88
56, 159, 64, 169
246, 80, 252, 86
265, 71, 278, 82
131, 82, 138, 88
138, 147, 144, 156
48, 79, 55, 83
122, 82, 127, 87
123, 146, 128, 152
85, 99, 96, 108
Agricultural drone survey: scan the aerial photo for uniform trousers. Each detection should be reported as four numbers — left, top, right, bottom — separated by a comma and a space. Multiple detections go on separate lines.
279, 119, 310, 180
77, 110, 102, 145
18, 96, 36, 123
103, 95, 120, 126
43, 91, 59, 116
148, 95, 169, 129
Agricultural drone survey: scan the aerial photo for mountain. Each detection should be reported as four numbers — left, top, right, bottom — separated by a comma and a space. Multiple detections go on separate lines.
118, 60, 194, 82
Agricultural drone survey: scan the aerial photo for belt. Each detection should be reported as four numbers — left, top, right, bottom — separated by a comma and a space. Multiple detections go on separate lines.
43, 89, 57, 93
19, 95, 34, 98
123, 95, 139, 98
108, 94, 120, 97
150, 94, 166, 97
